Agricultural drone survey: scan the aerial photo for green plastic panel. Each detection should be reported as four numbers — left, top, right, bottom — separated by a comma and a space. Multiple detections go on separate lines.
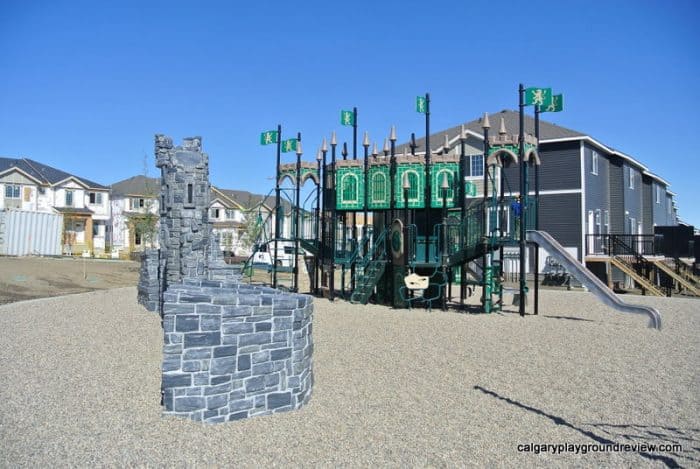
368, 165, 390, 209
335, 166, 365, 210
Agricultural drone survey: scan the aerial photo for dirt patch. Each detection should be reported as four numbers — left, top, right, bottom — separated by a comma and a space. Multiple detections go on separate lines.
0, 256, 139, 305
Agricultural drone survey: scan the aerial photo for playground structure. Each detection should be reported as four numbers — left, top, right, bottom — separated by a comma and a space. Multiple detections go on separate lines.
245, 87, 662, 329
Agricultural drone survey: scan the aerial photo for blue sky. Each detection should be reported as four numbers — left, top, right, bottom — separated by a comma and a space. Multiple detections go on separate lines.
1, 0, 699, 225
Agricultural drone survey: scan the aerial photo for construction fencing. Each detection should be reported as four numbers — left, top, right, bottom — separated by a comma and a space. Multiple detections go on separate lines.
0, 210, 63, 256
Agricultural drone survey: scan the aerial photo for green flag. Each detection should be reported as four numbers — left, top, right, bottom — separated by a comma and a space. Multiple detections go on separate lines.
281, 139, 298, 153
524, 87, 552, 107
541, 94, 563, 113
416, 96, 427, 114
259, 130, 279, 145
340, 110, 355, 126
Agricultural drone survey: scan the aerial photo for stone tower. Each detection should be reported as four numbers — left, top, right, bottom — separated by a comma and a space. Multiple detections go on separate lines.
155, 135, 212, 284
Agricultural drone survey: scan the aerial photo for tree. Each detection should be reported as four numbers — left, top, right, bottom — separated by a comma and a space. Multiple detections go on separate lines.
239, 208, 264, 252
130, 154, 159, 249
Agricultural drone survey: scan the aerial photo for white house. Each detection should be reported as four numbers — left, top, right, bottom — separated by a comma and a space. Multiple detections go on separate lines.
109, 176, 283, 258
0, 157, 110, 255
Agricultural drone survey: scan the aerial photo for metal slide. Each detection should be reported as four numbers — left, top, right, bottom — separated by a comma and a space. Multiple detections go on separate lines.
526, 230, 662, 330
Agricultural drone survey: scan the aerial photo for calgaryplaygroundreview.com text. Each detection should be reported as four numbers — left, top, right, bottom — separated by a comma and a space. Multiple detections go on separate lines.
517, 442, 683, 455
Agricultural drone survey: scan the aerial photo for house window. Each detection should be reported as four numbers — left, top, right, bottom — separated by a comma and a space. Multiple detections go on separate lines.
4, 184, 20, 199
591, 151, 599, 175
655, 184, 661, 204
628, 167, 635, 189
226, 209, 236, 219
371, 172, 386, 202
604, 210, 610, 234
88, 192, 103, 205
470, 155, 484, 177
187, 184, 193, 204
211, 208, 220, 219
135, 231, 142, 246
594, 209, 601, 234
65, 190, 74, 206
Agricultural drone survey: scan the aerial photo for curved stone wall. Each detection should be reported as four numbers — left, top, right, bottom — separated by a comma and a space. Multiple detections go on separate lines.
161, 279, 313, 423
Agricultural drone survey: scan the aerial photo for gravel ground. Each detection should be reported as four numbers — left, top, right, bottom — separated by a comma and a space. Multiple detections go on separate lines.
0, 287, 698, 467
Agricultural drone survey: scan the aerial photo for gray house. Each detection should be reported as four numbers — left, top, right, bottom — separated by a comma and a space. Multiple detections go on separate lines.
396, 110, 678, 272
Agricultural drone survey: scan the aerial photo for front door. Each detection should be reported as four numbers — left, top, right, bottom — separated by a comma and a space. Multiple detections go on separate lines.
74, 220, 85, 243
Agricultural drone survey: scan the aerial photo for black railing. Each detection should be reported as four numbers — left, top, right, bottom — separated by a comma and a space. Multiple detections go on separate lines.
585, 234, 657, 257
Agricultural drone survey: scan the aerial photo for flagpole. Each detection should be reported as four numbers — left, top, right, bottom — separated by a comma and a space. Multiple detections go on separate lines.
518, 83, 526, 317
294, 132, 302, 293
424, 92, 431, 263
351, 107, 358, 293
534, 105, 540, 316
459, 125, 467, 308
273, 124, 282, 289
330, 133, 337, 302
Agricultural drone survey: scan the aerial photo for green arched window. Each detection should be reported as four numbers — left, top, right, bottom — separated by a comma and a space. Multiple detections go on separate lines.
407, 171, 419, 200
341, 174, 358, 202
436, 170, 454, 200
371, 172, 386, 203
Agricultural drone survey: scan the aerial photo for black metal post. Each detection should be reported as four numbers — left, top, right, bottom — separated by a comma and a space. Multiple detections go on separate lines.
363, 133, 370, 240
273, 124, 282, 289
518, 84, 526, 317
294, 132, 302, 293
482, 117, 490, 308
341, 142, 347, 298
424, 93, 431, 264
442, 183, 448, 311
329, 134, 337, 301
534, 105, 540, 315
315, 150, 322, 295
404, 183, 410, 267
459, 126, 467, 307
390, 127, 397, 222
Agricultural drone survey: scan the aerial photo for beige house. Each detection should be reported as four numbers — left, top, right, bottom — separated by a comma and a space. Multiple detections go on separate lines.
0, 157, 110, 255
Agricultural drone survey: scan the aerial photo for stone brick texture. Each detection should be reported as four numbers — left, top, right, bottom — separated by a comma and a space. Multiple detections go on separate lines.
161, 279, 313, 423
137, 135, 313, 423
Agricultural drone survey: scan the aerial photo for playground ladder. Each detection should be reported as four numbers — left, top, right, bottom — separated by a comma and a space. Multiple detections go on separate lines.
350, 229, 388, 304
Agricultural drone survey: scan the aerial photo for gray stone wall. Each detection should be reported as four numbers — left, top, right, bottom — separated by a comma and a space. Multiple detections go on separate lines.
155, 135, 212, 284
138, 134, 314, 423
137, 249, 161, 311
161, 279, 313, 423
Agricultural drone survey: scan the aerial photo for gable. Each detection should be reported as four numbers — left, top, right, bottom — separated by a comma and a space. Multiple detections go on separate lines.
0, 169, 40, 185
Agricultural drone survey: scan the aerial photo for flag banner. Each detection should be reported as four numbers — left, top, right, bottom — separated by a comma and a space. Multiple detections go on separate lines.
416, 96, 427, 113
541, 94, 563, 112
340, 110, 355, 126
524, 87, 552, 107
259, 130, 279, 145
281, 139, 298, 153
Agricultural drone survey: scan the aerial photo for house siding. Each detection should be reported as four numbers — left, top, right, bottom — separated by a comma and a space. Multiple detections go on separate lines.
609, 156, 624, 233
539, 192, 582, 260
642, 175, 653, 233
623, 164, 643, 234
502, 140, 582, 193
584, 144, 610, 237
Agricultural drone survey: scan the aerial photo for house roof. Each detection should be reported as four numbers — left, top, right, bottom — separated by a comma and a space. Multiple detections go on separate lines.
392, 109, 671, 186
215, 188, 293, 213
110, 175, 161, 197
0, 157, 108, 189
394, 109, 584, 155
